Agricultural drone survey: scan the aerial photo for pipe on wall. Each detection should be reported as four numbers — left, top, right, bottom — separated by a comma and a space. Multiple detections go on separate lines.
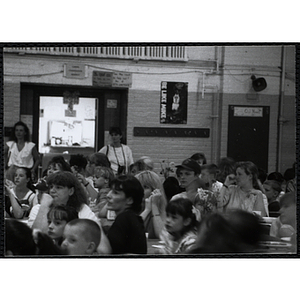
276, 46, 286, 172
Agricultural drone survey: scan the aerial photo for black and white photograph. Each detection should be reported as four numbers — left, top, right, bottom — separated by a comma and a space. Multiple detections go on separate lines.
1, 1, 299, 297
2, 44, 297, 259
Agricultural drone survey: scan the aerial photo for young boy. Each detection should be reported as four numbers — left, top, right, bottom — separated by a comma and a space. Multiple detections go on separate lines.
262, 179, 282, 213
270, 192, 296, 239
61, 219, 101, 255
200, 164, 223, 199
171, 158, 206, 203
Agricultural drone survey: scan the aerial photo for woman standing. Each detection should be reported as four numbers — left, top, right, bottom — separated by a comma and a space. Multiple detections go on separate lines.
98, 127, 134, 175
217, 161, 267, 217
5, 121, 40, 182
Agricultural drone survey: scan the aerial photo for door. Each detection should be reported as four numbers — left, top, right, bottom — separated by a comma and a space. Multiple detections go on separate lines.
227, 105, 270, 172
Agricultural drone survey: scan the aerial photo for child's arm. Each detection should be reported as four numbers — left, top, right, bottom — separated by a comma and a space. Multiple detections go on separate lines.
5, 187, 24, 219
31, 193, 53, 233
216, 175, 234, 212
76, 173, 98, 201
140, 197, 152, 221
150, 191, 166, 238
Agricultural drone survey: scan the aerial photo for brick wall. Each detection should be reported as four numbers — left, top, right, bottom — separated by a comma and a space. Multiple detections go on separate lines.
3, 45, 296, 176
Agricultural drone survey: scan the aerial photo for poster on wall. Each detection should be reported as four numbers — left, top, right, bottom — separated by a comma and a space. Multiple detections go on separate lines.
160, 81, 188, 124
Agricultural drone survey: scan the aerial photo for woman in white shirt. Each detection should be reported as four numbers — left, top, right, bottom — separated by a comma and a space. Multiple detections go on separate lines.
98, 127, 134, 175
5, 121, 40, 182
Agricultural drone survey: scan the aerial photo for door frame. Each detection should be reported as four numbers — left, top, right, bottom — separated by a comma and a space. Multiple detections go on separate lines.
20, 83, 128, 152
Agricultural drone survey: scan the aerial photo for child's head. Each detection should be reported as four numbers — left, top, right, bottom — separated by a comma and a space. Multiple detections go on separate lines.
263, 180, 282, 202
47, 156, 72, 176
69, 154, 88, 174
47, 205, 78, 243
61, 219, 101, 255
5, 219, 37, 256
93, 166, 115, 189
190, 152, 207, 166
135, 170, 165, 199
176, 158, 201, 189
130, 156, 154, 176
86, 153, 111, 177
279, 192, 296, 228
46, 171, 88, 209
13, 167, 31, 187
165, 198, 197, 237
200, 164, 219, 185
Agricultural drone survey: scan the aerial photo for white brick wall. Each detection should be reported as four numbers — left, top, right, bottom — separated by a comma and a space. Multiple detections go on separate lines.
3, 45, 296, 175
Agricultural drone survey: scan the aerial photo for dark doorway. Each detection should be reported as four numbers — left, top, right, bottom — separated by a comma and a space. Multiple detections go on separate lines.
20, 83, 128, 154
227, 105, 270, 172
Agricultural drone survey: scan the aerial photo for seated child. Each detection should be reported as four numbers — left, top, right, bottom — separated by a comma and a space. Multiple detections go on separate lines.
5, 219, 37, 256
92, 166, 115, 220
47, 205, 78, 245
262, 180, 282, 213
6, 219, 66, 256
270, 192, 296, 239
156, 197, 198, 254
200, 164, 223, 199
61, 219, 101, 255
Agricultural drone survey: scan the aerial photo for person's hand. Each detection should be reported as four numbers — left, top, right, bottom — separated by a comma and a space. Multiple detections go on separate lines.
5, 184, 12, 196
150, 189, 162, 207
40, 193, 53, 208
5, 179, 15, 189
224, 174, 236, 187
75, 172, 86, 185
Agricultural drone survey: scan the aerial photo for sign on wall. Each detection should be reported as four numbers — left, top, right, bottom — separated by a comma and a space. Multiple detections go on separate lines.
64, 64, 86, 79
93, 71, 132, 88
160, 81, 188, 124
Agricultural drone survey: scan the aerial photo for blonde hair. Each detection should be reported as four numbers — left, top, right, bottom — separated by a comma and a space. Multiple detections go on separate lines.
94, 166, 115, 184
135, 170, 167, 214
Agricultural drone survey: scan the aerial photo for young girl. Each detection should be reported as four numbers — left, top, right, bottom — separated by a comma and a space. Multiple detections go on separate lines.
47, 205, 78, 245
92, 166, 115, 220
156, 197, 198, 254
135, 170, 167, 239
5, 167, 38, 218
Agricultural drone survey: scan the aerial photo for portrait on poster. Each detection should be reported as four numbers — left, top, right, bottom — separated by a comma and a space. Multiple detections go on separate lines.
160, 81, 188, 124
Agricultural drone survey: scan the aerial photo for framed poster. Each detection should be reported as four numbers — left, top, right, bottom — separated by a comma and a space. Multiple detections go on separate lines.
160, 81, 188, 124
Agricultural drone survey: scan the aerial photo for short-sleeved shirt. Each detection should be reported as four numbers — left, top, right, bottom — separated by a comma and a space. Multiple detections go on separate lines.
7, 141, 35, 168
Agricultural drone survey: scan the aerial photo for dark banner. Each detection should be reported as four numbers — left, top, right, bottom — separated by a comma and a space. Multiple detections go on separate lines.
160, 81, 188, 124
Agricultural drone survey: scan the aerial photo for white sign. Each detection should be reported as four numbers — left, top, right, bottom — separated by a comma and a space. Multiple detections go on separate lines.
234, 107, 263, 117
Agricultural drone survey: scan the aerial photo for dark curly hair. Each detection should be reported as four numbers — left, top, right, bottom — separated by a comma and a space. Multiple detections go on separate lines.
46, 171, 88, 211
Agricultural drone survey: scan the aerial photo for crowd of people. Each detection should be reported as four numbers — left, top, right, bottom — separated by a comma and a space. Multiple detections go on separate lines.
4, 122, 297, 256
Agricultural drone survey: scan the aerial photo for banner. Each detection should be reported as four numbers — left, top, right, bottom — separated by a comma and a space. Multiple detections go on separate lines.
160, 81, 188, 124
